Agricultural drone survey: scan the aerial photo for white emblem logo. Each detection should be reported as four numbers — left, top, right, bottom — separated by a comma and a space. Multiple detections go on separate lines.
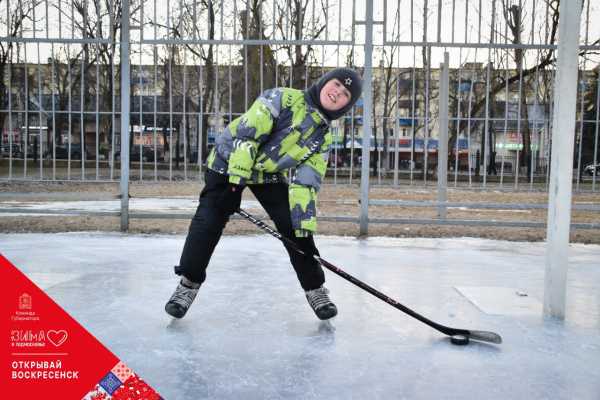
344, 77, 352, 86
19, 293, 32, 310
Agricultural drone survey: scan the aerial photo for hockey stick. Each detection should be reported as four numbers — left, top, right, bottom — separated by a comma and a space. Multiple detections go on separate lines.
237, 208, 502, 344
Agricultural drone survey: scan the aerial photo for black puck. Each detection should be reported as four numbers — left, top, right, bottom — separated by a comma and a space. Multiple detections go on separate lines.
450, 334, 470, 345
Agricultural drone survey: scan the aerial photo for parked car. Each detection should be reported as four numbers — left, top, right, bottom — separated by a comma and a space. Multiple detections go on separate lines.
584, 163, 600, 176
44, 144, 92, 160
2, 144, 41, 159
115, 145, 163, 162
1, 144, 24, 158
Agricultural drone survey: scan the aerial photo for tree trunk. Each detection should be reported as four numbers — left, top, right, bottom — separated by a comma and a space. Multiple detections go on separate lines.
520, 91, 532, 179
382, 117, 389, 171
201, 1, 216, 162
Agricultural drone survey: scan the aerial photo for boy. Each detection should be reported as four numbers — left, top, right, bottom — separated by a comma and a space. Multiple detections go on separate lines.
165, 68, 363, 321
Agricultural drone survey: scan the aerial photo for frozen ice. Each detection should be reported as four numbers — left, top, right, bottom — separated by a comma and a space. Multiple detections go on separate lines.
2, 233, 600, 399
455, 286, 544, 316
0, 198, 262, 216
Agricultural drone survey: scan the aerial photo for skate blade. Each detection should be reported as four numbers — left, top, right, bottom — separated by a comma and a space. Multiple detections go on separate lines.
318, 319, 336, 333
166, 317, 183, 329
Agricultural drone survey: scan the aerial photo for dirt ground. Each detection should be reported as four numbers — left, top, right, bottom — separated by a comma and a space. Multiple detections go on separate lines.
1, 179, 599, 244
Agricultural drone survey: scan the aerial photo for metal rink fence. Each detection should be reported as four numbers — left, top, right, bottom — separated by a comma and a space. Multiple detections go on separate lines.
0, 0, 599, 190
0, 0, 356, 182
378, 0, 600, 192
0, 0, 599, 202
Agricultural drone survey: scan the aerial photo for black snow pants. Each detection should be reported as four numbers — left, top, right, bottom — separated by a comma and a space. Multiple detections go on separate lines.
175, 169, 325, 291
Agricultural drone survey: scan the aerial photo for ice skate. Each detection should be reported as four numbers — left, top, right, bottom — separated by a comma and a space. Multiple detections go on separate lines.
165, 276, 200, 319
305, 286, 337, 320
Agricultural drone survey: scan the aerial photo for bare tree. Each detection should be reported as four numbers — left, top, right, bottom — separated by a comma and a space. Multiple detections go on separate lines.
152, 0, 219, 162
236, 1, 277, 112
48, 47, 86, 146
372, 50, 403, 177
448, 1, 564, 179
581, 66, 599, 168
0, 0, 41, 141
275, 0, 328, 89
374, 7, 402, 174
49, 0, 135, 159
504, 2, 534, 179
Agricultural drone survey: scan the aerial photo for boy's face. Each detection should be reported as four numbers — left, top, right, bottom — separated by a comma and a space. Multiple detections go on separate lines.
319, 78, 352, 112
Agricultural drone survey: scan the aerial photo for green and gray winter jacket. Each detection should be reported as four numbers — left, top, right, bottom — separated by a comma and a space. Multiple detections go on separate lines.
207, 87, 332, 237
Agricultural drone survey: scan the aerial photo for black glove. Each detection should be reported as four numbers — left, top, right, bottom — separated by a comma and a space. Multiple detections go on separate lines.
218, 183, 243, 216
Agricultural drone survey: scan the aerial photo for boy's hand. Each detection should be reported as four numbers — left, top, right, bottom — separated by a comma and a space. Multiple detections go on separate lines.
218, 183, 243, 216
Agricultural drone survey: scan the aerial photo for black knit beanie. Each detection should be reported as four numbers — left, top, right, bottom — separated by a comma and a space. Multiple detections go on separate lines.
306, 67, 363, 121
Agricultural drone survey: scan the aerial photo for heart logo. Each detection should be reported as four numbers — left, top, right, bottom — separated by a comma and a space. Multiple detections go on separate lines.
47, 330, 68, 347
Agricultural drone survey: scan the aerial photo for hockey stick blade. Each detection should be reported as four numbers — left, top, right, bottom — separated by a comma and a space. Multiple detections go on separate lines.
236, 209, 502, 345
465, 330, 503, 344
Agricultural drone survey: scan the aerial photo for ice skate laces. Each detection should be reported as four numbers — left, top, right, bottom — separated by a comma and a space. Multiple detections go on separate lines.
169, 282, 199, 309
305, 286, 333, 311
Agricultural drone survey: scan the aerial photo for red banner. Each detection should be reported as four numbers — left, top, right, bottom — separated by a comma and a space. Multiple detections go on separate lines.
1, 254, 163, 399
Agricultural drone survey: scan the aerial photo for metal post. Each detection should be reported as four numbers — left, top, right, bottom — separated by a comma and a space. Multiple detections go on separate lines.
437, 52, 449, 219
359, 0, 374, 236
393, 76, 400, 187
544, 0, 583, 319
120, 0, 131, 231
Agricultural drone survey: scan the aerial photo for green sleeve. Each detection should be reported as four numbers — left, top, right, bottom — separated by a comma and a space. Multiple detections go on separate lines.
289, 131, 332, 236
227, 98, 275, 184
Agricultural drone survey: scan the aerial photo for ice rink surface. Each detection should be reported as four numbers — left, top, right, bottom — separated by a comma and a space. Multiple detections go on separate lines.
3, 233, 600, 399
